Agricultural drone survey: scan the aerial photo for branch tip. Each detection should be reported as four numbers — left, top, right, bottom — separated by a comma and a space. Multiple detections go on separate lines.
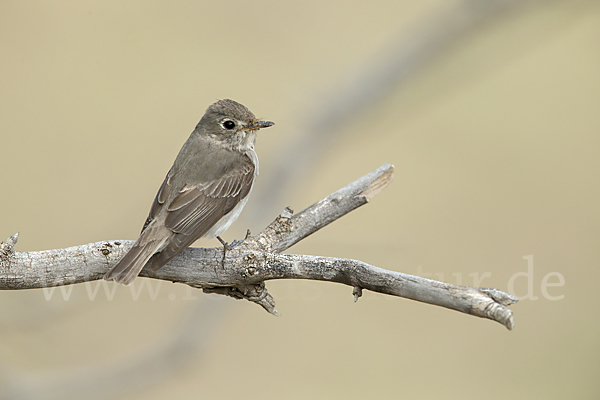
360, 163, 394, 201
280, 207, 294, 219
0, 232, 19, 255
353, 286, 363, 302
506, 315, 514, 330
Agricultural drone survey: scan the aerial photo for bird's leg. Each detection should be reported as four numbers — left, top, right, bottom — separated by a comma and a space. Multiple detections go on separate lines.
216, 236, 232, 251
216, 236, 230, 268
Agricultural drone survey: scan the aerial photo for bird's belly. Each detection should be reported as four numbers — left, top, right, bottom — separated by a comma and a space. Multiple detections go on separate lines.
204, 193, 251, 238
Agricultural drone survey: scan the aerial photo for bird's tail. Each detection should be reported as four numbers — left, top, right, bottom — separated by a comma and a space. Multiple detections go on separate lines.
104, 235, 167, 286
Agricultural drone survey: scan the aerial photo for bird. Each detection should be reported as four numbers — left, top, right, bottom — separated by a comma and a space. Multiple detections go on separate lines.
104, 99, 273, 285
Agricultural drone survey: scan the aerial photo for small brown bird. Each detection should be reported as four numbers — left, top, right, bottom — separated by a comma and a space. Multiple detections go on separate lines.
104, 99, 273, 285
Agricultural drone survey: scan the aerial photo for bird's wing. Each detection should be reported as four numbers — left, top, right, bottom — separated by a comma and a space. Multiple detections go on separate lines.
141, 167, 173, 233
149, 157, 255, 271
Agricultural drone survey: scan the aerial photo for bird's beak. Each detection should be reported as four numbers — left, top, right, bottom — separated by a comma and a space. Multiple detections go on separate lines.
242, 120, 274, 132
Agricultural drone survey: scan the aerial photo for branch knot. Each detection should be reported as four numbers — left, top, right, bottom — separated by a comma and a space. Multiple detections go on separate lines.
0, 233, 19, 269
203, 282, 280, 316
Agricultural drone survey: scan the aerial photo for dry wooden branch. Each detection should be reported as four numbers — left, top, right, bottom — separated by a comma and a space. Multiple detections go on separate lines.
0, 164, 517, 329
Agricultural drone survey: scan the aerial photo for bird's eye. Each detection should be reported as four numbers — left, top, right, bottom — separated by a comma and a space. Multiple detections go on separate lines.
222, 120, 236, 130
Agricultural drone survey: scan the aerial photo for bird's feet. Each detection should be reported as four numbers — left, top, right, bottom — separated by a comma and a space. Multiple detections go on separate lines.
216, 230, 251, 267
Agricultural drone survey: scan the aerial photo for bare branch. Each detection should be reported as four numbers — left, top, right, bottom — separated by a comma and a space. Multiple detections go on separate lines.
0, 164, 517, 329
255, 163, 394, 253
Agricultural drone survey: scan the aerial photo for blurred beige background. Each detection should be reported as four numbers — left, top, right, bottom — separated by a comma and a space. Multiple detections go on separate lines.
1, 0, 599, 399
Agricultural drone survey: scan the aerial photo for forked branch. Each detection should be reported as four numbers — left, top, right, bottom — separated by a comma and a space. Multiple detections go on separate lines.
0, 164, 517, 329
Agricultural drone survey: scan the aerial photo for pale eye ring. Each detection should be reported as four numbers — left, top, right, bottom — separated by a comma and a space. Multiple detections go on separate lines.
221, 119, 236, 130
